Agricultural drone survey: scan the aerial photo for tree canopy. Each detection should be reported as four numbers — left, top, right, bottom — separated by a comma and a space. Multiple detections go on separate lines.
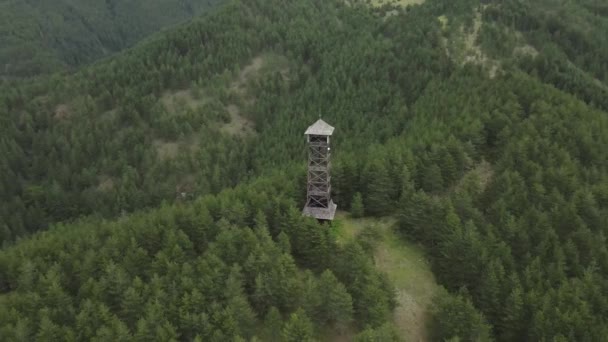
1, 0, 607, 340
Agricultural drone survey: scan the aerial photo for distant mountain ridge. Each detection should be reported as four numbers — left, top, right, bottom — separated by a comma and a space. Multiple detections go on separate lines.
0, 0, 224, 78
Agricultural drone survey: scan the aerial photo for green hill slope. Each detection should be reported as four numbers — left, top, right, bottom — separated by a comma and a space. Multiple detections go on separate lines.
0, 0, 224, 78
334, 214, 439, 341
0, 0, 607, 340
0, 177, 396, 340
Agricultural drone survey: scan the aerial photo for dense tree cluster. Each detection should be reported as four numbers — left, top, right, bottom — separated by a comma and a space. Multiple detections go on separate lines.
0, 176, 394, 340
0, 0, 607, 340
392, 67, 608, 340
482, 0, 608, 110
0, 0, 224, 78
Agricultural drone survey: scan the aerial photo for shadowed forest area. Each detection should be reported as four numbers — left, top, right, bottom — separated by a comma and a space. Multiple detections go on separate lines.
0, 0, 223, 78
0, 0, 607, 340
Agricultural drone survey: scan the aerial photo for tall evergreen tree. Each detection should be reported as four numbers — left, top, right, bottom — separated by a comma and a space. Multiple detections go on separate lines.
363, 160, 393, 216
317, 270, 354, 327
282, 309, 315, 342
350, 192, 365, 218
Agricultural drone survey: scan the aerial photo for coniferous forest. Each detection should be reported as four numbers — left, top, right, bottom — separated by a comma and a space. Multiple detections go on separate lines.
1, 0, 607, 340
0, 0, 223, 78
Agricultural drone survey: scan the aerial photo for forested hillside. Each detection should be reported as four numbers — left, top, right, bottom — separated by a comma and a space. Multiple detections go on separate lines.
0, 0, 223, 78
1, 0, 607, 340
0, 176, 397, 340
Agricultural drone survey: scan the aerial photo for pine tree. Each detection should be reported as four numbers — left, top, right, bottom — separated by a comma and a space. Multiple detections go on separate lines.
301, 271, 321, 319
500, 285, 525, 341
16, 260, 36, 292
422, 163, 444, 193
353, 280, 392, 327
363, 160, 393, 216
121, 286, 144, 328
354, 323, 400, 342
350, 192, 364, 218
36, 314, 61, 341
431, 290, 492, 342
282, 308, 315, 342
155, 321, 179, 341
225, 266, 256, 338
277, 231, 291, 254
264, 307, 283, 342
317, 270, 354, 327
439, 148, 458, 185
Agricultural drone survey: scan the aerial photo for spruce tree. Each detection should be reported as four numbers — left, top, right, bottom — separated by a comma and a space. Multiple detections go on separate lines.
350, 192, 365, 218
363, 160, 393, 216
282, 309, 315, 342
317, 270, 354, 327
422, 163, 444, 193
264, 307, 283, 342
431, 290, 492, 342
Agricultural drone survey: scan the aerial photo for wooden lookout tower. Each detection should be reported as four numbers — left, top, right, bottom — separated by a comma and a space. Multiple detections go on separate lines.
303, 119, 337, 221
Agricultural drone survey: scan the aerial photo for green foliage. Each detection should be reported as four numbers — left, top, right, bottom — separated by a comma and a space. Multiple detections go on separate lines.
0, 0, 224, 78
0, 0, 608, 340
0, 178, 394, 339
316, 270, 354, 327
354, 323, 400, 342
351, 192, 365, 218
263, 307, 283, 342
431, 289, 493, 342
363, 160, 394, 216
282, 308, 315, 342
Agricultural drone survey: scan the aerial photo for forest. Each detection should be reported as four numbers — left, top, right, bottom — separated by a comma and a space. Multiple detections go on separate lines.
1, 0, 607, 340
0, 0, 223, 78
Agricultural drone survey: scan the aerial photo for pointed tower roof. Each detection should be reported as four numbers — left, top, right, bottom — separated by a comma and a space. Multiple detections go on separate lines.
305, 119, 335, 136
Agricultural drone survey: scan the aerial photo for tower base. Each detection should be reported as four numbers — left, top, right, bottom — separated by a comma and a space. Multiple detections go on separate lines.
303, 201, 337, 221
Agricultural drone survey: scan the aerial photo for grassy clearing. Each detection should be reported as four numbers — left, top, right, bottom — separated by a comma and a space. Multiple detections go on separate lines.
160, 89, 208, 115
440, 6, 501, 79
334, 212, 438, 341
221, 104, 255, 136
222, 53, 289, 136
159, 53, 290, 138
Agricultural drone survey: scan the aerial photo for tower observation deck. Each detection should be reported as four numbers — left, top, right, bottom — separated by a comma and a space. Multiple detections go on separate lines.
302, 119, 337, 221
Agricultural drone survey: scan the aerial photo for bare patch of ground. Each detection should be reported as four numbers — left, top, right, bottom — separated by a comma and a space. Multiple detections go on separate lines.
97, 176, 115, 192
220, 104, 255, 136
222, 54, 290, 136
227, 57, 264, 125
161, 89, 208, 115
231, 54, 290, 95
231, 56, 265, 95
53, 104, 71, 120
441, 7, 502, 79
153, 140, 180, 161
462, 9, 501, 77
159, 54, 290, 139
